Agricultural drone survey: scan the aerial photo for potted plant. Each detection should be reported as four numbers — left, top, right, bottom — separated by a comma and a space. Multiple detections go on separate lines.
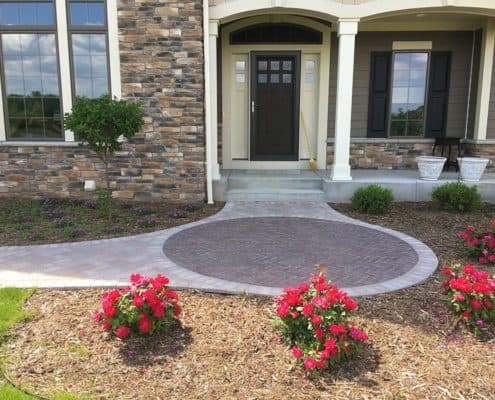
457, 157, 490, 182
415, 156, 447, 181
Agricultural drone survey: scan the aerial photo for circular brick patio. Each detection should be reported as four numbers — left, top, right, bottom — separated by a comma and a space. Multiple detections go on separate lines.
163, 217, 419, 288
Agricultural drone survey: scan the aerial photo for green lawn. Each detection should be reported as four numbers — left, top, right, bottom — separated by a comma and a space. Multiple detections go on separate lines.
0, 288, 34, 339
0, 288, 86, 400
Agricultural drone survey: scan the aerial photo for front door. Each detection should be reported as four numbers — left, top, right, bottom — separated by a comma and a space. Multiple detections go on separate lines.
250, 52, 301, 161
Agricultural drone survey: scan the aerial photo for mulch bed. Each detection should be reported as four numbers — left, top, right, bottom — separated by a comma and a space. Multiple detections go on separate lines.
0, 197, 223, 246
2, 203, 495, 399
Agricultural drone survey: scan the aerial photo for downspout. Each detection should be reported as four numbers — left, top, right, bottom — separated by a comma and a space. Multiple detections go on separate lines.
464, 30, 476, 139
203, 0, 213, 204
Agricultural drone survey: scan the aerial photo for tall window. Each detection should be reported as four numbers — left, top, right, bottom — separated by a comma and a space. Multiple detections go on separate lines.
389, 52, 429, 137
0, 1, 63, 139
68, 0, 109, 99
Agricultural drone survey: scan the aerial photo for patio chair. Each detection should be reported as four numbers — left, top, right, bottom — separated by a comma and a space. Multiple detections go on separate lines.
432, 137, 463, 171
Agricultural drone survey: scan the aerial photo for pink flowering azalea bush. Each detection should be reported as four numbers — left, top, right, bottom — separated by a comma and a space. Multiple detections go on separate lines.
92, 274, 181, 339
458, 221, 495, 265
441, 263, 495, 333
274, 274, 368, 372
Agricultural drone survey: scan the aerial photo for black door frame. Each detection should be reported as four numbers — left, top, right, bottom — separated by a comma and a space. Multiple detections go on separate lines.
250, 51, 301, 161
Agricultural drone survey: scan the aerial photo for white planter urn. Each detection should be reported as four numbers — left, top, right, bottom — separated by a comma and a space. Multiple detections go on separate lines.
458, 157, 490, 182
415, 156, 447, 181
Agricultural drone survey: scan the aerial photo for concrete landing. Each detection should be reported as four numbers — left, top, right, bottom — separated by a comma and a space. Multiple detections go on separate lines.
213, 169, 495, 203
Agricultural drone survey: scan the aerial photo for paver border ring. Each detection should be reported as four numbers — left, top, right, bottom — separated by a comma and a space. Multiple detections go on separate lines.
161, 202, 438, 297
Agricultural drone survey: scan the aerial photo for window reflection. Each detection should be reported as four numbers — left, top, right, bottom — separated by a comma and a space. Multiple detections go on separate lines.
0, 2, 53, 26
390, 52, 428, 137
69, 1, 105, 26
1, 33, 61, 139
71, 33, 109, 98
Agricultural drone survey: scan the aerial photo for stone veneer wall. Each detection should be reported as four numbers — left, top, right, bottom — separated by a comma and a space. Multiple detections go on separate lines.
463, 142, 495, 170
0, 0, 206, 202
327, 140, 495, 170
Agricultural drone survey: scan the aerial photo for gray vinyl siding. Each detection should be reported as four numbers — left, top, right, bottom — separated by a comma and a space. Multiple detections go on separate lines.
328, 31, 475, 139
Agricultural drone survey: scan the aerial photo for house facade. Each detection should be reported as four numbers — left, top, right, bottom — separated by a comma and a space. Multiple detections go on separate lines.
1, 0, 495, 202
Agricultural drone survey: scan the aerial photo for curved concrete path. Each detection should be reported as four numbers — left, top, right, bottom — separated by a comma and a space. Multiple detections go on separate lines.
0, 202, 438, 297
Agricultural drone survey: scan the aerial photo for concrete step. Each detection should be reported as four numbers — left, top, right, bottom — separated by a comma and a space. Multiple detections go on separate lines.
227, 174, 324, 191
225, 188, 327, 202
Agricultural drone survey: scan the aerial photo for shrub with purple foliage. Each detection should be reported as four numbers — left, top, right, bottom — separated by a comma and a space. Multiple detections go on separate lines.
27, 231, 43, 241
9, 213, 33, 224
136, 206, 155, 215
54, 217, 73, 228
169, 208, 186, 219
136, 214, 160, 227
69, 197, 84, 206
84, 199, 99, 209
42, 209, 65, 220
106, 223, 122, 234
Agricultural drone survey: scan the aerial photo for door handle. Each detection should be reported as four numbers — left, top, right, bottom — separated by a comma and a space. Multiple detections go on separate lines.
251, 101, 255, 113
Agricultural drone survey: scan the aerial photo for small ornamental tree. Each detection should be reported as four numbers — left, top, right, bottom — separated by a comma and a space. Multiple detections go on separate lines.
64, 95, 144, 193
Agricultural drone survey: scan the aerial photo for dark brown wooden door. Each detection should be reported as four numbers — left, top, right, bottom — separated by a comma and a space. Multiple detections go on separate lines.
250, 52, 300, 161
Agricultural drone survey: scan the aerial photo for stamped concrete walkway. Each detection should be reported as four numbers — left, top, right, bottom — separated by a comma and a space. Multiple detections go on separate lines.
0, 202, 438, 297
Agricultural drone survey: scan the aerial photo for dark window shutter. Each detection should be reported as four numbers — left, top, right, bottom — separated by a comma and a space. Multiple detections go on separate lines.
367, 52, 391, 138
425, 52, 451, 138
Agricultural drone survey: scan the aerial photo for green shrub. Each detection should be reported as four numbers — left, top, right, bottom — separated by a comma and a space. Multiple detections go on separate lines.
351, 185, 394, 214
431, 182, 482, 212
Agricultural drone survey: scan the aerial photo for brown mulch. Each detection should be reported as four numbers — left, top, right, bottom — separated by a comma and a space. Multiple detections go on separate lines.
0, 198, 224, 246
3, 203, 495, 399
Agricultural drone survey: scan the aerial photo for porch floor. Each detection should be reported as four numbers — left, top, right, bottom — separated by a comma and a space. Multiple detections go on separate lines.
213, 169, 495, 202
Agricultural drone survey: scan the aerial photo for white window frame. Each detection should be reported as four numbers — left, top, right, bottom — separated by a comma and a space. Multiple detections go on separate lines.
0, 0, 120, 142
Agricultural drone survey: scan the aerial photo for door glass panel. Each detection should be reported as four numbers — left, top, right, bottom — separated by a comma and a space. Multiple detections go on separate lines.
282, 74, 291, 83
270, 61, 279, 70
258, 73, 267, 84
270, 74, 279, 83
390, 52, 428, 136
258, 61, 267, 71
283, 61, 292, 71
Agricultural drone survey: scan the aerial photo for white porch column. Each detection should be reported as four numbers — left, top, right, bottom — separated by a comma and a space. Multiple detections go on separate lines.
208, 20, 221, 181
203, 7, 220, 203
331, 19, 358, 181
474, 19, 495, 140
